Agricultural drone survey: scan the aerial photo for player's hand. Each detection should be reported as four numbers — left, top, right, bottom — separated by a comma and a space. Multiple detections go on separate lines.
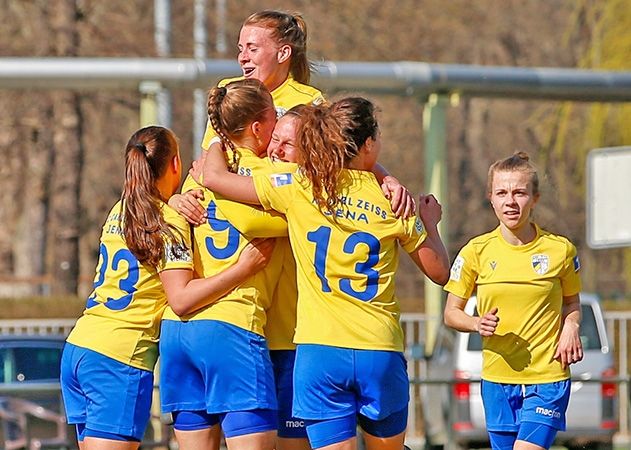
239, 238, 276, 274
381, 176, 415, 218
477, 307, 499, 337
189, 155, 205, 184
169, 190, 206, 226
554, 321, 583, 369
417, 194, 442, 228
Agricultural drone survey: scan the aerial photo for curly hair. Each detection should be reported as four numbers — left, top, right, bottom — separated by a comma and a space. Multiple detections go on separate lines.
297, 97, 379, 215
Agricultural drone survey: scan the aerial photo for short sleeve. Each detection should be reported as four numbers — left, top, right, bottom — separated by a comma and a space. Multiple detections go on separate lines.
158, 207, 193, 272
560, 241, 581, 296
252, 171, 297, 214
444, 242, 478, 299
400, 216, 428, 254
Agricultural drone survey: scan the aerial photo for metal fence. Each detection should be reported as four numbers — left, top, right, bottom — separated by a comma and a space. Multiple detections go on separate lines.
400, 311, 631, 448
1, 312, 630, 448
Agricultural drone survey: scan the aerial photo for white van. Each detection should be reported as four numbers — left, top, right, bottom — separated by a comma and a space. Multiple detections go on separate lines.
421, 293, 616, 450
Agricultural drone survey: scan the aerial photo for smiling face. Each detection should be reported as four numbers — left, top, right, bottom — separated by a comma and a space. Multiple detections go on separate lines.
489, 169, 540, 234
267, 114, 299, 162
237, 25, 289, 91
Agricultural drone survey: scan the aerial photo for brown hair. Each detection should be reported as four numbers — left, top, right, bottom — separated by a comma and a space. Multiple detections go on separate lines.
243, 10, 311, 84
207, 79, 274, 172
487, 151, 540, 196
297, 97, 379, 215
122, 126, 182, 267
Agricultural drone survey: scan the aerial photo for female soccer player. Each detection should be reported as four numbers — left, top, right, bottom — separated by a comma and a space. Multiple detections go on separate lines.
200, 9, 324, 153
443, 152, 583, 450
200, 97, 450, 450
159, 80, 283, 450
60, 126, 273, 450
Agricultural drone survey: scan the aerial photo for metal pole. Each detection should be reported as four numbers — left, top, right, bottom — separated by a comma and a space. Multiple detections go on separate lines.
140, 81, 161, 126
215, 0, 227, 55
613, 318, 630, 449
193, 0, 207, 158
422, 93, 449, 355
154, 0, 172, 127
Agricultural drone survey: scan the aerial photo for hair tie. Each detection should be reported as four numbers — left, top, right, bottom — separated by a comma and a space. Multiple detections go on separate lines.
134, 143, 147, 153
217, 86, 228, 100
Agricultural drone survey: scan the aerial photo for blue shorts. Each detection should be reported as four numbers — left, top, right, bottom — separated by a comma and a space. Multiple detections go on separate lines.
172, 409, 276, 438
270, 350, 307, 438
293, 344, 409, 422
60, 343, 154, 441
159, 319, 277, 416
481, 379, 571, 432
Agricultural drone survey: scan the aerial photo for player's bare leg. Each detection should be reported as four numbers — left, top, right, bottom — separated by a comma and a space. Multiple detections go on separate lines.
277, 436, 312, 450
363, 429, 406, 450
312, 436, 357, 450
174, 424, 222, 450
514, 439, 546, 450
83, 437, 140, 450
225, 429, 276, 450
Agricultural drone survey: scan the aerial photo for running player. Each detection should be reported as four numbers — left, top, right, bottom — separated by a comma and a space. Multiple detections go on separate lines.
60, 126, 273, 450
200, 97, 451, 450
443, 152, 583, 450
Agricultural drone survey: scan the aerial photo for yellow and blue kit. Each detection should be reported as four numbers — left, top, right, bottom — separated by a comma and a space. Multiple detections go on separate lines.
66, 200, 192, 371
62, 200, 192, 440
159, 148, 286, 426
253, 168, 427, 351
444, 224, 582, 384
252, 167, 427, 443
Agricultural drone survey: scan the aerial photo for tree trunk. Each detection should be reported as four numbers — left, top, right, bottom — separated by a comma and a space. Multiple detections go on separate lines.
49, 0, 83, 295
14, 102, 55, 296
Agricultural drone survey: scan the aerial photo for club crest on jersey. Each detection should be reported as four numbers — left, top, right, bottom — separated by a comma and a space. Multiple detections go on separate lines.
271, 173, 292, 187
531, 254, 549, 275
490, 261, 497, 270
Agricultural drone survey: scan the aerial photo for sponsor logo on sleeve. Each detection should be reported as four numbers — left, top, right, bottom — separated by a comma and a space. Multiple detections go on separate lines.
450, 255, 465, 281
271, 173, 293, 187
165, 243, 192, 264
414, 217, 424, 234
573, 255, 581, 272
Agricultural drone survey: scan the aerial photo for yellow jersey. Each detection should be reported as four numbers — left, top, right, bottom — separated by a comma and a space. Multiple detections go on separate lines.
201, 76, 324, 150
161, 148, 285, 337
444, 225, 582, 384
253, 168, 427, 351
67, 200, 193, 371
214, 160, 299, 350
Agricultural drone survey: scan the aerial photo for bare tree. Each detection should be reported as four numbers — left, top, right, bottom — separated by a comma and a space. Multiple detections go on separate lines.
49, 0, 84, 295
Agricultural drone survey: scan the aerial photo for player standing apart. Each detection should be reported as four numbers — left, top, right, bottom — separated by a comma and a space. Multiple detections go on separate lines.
443, 152, 583, 450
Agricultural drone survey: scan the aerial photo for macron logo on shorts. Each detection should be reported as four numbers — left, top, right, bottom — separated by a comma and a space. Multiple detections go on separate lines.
535, 406, 561, 419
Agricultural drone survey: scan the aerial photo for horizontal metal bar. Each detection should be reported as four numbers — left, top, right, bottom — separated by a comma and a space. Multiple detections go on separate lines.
1, 58, 631, 101
410, 377, 630, 384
